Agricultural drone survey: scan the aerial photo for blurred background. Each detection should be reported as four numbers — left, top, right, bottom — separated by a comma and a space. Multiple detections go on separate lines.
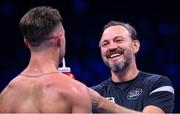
0, 0, 179, 112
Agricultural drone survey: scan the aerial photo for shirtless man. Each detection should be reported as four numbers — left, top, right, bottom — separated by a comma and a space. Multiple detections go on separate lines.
0, 6, 91, 113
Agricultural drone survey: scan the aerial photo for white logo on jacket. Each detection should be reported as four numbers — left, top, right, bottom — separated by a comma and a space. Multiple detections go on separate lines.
127, 88, 142, 100
106, 97, 115, 103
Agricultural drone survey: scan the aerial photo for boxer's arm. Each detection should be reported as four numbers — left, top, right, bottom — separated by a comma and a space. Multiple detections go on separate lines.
88, 88, 164, 113
71, 85, 92, 113
0, 95, 2, 112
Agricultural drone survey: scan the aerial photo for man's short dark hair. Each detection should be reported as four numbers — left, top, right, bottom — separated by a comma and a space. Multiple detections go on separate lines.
19, 6, 62, 46
104, 21, 138, 40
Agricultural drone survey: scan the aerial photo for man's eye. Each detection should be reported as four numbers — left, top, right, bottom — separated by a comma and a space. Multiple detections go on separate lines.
115, 39, 123, 42
102, 42, 109, 46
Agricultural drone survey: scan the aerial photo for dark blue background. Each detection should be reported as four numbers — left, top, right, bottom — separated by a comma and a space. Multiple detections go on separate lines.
0, 0, 179, 112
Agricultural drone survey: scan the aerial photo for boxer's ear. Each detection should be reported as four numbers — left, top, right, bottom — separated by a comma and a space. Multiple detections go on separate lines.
54, 32, 62, 47
56, 37, 61, 47
24, 38, 29, 48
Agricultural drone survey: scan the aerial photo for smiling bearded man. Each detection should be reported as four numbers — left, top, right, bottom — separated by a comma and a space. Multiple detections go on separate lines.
90, 21, 174, 113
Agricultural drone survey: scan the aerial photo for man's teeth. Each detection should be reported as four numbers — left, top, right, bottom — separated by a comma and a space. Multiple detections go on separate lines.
110, 53, 121, 58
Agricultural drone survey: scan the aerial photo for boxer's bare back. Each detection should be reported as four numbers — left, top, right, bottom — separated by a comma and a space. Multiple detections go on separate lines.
0, 72, 91, 113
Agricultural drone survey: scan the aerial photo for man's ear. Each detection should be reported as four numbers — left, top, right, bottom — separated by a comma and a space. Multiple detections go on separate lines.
24, 38, 30, 48
132, 40, 140, 53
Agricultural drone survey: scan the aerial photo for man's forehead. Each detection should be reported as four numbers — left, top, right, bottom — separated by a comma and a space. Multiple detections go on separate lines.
103, 25, 129, 35
101, 25, 129, 39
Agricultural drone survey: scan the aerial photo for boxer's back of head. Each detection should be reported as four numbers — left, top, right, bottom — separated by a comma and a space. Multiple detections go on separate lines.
19, 6, 63, 47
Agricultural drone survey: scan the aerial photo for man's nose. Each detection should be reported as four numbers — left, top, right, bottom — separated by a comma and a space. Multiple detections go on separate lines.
108, 42, 118, 51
